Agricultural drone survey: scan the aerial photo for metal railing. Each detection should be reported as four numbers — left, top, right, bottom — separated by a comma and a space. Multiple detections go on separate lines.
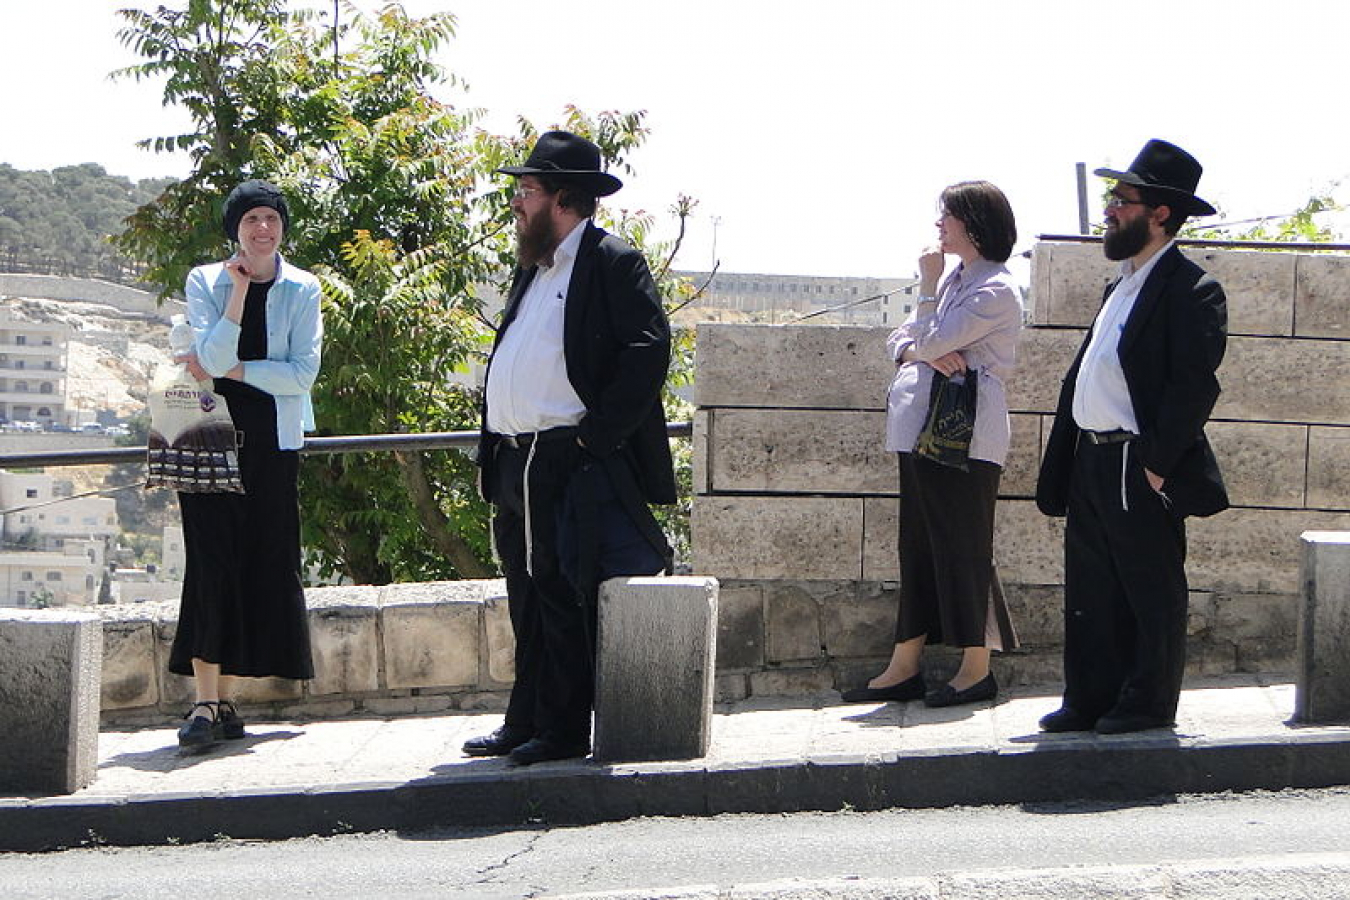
0, 421, 694, 470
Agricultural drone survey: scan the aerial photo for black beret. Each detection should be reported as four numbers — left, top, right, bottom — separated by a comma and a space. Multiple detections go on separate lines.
222, 180, 291, 242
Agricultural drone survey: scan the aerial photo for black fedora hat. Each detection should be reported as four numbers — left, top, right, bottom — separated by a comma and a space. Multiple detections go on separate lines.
497, 130, 623, 198
1095, 139, 1216, 217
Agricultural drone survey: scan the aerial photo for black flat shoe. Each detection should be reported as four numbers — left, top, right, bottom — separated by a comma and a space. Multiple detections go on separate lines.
216, 700, 246, 741
1039, 707, 1098, 733
507, 736, 590, 766
177, 702, 220, 753
924, 673, 997, 708
1094, 712, 1174, 735
840, 673, 926, 704
462, 725, 532, 757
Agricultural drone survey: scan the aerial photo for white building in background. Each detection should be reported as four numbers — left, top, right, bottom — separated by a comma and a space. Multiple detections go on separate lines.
0, 305, 71, 427
0, 470, 117, 608
161, 524, 185, 581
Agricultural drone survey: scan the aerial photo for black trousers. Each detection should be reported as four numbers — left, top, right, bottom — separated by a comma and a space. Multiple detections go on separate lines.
492, 438, 594, 745
1062, 438, 1189, 721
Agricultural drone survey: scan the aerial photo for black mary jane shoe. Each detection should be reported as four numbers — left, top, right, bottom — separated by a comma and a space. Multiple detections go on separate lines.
924, 673, 998, 708
216, 700, 246, 741
840, 673, 927, 704
177, 701, 221, 753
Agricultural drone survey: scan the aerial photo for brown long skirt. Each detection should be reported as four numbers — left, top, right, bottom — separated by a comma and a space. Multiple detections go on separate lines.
895, 452, 1018, 650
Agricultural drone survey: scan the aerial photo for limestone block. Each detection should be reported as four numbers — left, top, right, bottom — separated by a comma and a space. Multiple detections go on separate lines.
1295, 532, 1350, 722
1000, 584, 1064, 647
862, 497, 900, 581
153, 616, 193, 708
692, 408, 711, 495
748, 666, 838, 697
715, 583, 765, 670
1213, 591, 1298, 672
231, 676, 303, 704
594, 576, 718, 762
1308, 426, 1350, 510
1189, 508, 1350, 594
1207, 422, 1307, 509
1002, 413, 1043, 498
716, 673, 750, 703
1294, 254, 1350, 339
0, 610, 102, 794
1029, 242, 1054, 325
822, 582, 898, 659
307, 598, 379, 697
1006, 328, 1083, 415
482, 590, 516, 685
692, 495, 863, 581
100, 615, 157, 710
382, 592, 481, 690
709, 408, 893, 495
694, 323, 893, 410
1214, 336, 1350, 425
764, 582, 824, 663
1036, 241, 1115, 327
1186, 247, 1296, 337
992, 499, 1066, 587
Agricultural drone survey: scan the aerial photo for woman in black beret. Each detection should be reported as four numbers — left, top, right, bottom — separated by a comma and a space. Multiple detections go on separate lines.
168, 180, 324, 752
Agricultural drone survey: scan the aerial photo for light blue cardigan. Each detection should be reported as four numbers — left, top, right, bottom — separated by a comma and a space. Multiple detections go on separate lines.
184, 254, 323, 451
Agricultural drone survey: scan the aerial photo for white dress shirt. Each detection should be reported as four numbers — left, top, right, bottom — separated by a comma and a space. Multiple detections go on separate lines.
1072, 240, 1175, 433
485, 219, 588, 435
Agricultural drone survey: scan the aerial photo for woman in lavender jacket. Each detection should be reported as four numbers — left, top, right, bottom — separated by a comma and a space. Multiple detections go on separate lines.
843, 181, 1021, 709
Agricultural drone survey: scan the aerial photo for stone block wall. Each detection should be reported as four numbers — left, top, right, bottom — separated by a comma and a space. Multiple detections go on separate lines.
97, 581, 514, 726
693, 240, 1350, 700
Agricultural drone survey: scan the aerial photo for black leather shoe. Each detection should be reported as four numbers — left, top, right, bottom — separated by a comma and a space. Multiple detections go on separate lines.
177, 702, 220, 753
840, 673, 926, 704
1039, 707, 1098, 733
216, 700, 246, 741
462, 725, 532, 757
924, 673, 997, 708
1094, 712, 1174, 735
507, 736, 590, 766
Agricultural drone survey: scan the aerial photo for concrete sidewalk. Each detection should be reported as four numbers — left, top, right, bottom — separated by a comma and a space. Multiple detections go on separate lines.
3, 675, 1349, 853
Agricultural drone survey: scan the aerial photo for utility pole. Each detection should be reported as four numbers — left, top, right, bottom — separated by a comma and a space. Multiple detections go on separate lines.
710, 216, 722, 270
1076, 162, 1090, 234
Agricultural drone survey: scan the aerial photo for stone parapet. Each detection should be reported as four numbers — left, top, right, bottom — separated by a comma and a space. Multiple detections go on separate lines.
691, 240, 1350, 695
1296, 532, 1350, 722
96, 580, 514, 727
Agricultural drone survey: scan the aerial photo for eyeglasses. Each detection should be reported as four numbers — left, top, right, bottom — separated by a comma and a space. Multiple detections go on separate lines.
1105, 196, 1151, 210
512, 186, 544, 202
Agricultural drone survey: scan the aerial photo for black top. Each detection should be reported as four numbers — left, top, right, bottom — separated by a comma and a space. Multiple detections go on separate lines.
214, 279, 274, 405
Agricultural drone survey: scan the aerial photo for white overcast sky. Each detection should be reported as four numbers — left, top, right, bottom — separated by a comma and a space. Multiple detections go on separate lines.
2, 1, 1348, 278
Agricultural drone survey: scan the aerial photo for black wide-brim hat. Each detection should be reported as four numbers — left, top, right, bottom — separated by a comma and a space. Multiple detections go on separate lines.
1095, 139, 1216, 217
497, 130, 623, 198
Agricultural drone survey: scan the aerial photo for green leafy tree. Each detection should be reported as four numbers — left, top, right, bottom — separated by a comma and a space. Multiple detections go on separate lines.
114, 1, 695, 583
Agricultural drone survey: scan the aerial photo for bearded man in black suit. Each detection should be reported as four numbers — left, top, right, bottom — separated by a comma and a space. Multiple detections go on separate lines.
460, 131, 675, 765
1036, 139, 1229, 735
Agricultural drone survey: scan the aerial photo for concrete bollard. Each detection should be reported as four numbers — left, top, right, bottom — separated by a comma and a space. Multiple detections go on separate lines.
594, 576, 719, 763
0, 609, 103, 794
1295, 532, 1350, 724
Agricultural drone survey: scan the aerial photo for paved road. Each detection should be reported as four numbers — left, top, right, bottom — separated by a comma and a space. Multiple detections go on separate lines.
5, 787, 1350, 898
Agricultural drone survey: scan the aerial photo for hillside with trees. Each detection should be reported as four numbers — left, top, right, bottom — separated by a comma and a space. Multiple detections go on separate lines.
0, 162, 173, 283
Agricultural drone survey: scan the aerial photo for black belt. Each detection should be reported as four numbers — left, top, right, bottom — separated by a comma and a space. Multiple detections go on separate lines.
1082, 429, 1136, 445
495, 425, 579, 450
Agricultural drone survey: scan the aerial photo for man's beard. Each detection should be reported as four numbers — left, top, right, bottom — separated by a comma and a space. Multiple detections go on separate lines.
516, 210, 559, 269
1103, 214, 1151, 261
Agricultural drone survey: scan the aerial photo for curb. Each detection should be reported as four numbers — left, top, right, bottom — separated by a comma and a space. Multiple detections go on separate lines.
3, 731, 1350, 852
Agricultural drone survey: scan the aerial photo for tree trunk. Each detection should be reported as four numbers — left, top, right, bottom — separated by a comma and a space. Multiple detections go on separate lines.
393, 449, 494, 578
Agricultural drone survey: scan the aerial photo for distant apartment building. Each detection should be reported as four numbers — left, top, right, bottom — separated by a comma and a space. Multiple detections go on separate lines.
674, 271, 920, 325
0, 305, 70, 426
0, 470, 117, 607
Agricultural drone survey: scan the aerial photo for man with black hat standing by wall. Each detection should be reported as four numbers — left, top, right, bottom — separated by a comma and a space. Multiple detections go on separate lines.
462, 131, 675, 765
1036, 139, 1229, 735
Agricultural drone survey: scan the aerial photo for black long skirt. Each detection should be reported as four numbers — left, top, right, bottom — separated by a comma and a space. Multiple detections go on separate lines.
168, 383, 313, 679
895, 452, 1019, 651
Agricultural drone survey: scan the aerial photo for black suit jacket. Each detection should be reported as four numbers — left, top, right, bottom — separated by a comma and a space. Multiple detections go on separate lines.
478, 222, 677, 505
1036, 244, 1229, 519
